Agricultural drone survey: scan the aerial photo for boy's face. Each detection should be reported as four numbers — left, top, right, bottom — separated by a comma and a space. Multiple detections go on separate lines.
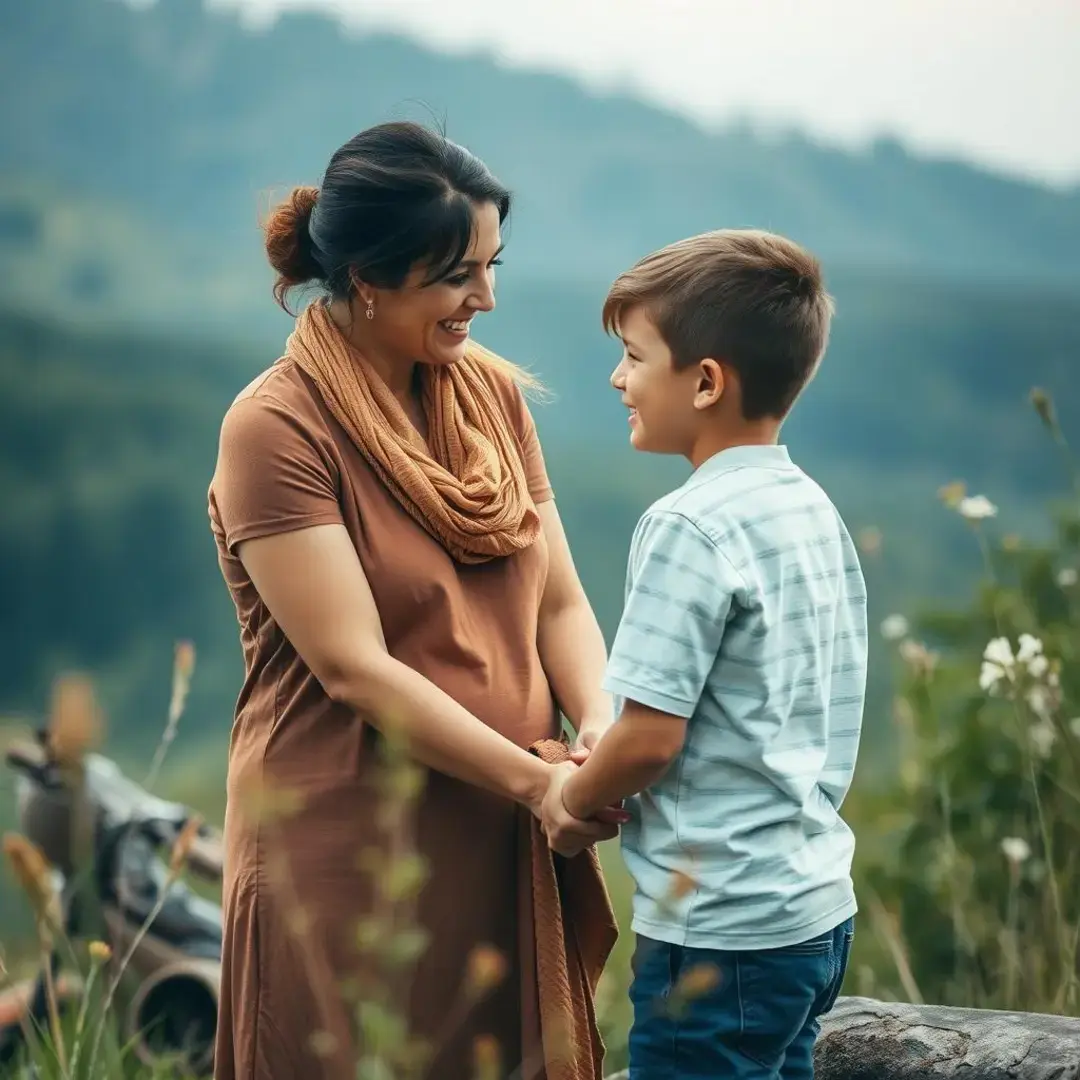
609, 307, 705, 457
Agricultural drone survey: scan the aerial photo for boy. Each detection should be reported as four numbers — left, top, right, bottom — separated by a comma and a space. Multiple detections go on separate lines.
543, 229, 868, 1079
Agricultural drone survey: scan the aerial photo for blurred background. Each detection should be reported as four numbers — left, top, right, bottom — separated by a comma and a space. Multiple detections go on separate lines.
2, 0, 1079, 1062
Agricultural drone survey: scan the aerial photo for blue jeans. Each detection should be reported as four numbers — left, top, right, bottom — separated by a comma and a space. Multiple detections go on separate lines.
628, 918, 854, 1079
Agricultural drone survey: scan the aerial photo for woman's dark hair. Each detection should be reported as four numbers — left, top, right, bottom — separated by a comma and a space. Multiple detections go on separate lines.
263, 121, 511, 312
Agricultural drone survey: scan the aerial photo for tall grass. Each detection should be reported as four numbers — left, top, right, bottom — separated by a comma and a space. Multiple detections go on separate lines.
843, 385, 1080, 1015
3, 383, 1078, 1076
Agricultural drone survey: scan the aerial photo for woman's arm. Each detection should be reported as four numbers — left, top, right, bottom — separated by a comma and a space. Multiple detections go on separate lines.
237, 520, 615, 842
535, 501, 614, 753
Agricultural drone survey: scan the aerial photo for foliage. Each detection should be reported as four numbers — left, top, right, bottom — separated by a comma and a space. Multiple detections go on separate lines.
845, 387, 1080, 1014
5, 390, 1080, 1078
0, 651, 529, 1079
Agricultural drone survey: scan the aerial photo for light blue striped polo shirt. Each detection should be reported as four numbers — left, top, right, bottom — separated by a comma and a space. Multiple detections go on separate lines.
603, 443, 868, 951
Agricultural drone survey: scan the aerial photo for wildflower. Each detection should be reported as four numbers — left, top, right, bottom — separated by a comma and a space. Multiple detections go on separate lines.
465, 945, 508, 999
980, 637, 1015, 693
1001, 837, 1031, 865
472, 1035, 503, 1080
880, 614, 909, 641
979, 662, 1002, 693
173, 639, 196, 681
984, 637, 1015, 668
667, 868, 698, 901
1029, 717, 1057, 757
168, 815, 203, 878
957, 495, 998, 521
668, 962, 723, 1016
1026, 685, 1051, 719
1012, 635, 1049, 682
47, 673, 103, 767
1017, 634, 1043, 666
892, 696, 916, 732
899, 639, 937, 676
1058, 567, 1078, 588
169, 640, 196, 726
937, 481, 966, 509
674, 962, 721, 999
3, 834, 62, 941
87, 940, 112, 964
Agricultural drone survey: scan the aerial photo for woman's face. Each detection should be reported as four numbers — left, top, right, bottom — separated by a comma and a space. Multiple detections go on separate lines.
363, 200, 503, 368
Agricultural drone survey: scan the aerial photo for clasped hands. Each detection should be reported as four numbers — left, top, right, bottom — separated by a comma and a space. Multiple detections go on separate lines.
537, 742, 630, 859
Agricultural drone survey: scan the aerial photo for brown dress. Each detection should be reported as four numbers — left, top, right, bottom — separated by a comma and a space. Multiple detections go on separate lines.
207, 355, 562, 1079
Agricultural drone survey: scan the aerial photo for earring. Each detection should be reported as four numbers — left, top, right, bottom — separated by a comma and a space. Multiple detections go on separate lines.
365, 299, 374, 321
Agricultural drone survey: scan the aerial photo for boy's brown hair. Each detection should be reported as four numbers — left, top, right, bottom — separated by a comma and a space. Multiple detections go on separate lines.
602, 229, 834, 420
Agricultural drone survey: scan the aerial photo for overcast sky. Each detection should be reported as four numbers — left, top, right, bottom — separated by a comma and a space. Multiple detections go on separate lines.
214, 0, 1080, 188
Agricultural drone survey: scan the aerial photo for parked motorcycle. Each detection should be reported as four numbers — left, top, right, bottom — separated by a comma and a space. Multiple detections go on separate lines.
0, 728, 224, 1074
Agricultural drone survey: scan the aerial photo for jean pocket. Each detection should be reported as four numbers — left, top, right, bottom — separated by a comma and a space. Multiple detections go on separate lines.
735, 944, 834, 1069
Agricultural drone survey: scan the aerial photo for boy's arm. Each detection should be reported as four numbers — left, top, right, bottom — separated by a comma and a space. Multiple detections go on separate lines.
557, 699, 686, 818
542, 510, 745, 856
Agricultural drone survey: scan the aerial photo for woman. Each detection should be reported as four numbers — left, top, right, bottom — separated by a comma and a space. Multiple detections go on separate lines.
207, 121, 622, 1080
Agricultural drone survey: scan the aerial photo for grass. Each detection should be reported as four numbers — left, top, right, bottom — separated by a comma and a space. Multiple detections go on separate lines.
3, 389, 1079, 1076
0, 660, 649, 1079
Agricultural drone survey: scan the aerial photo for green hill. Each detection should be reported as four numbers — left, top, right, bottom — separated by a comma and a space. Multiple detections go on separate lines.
2, 0, 1080, 305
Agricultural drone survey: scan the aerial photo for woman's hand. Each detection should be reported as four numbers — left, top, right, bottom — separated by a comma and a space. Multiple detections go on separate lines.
570, 715, 614, 764
540, 762, 622, 857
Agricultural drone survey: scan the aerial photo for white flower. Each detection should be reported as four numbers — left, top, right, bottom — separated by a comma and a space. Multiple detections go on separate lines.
1001, 837, 1031, 864
1017, 634, 1043, 666
1029, 717, 1057, 756
980, 634, 1058, 698
980, 661, 1004, 693
880, 614, 909, 641
1058, 568, 1078, 588
1027, 654, 1049, 679
958, 495, 998, 521
980, 638, 1015, 693
983, 637, 1015, 670
899, 639, 937, 675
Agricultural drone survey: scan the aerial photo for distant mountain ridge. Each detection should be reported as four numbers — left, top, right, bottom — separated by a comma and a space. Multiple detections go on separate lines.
2, 0, 1079, 295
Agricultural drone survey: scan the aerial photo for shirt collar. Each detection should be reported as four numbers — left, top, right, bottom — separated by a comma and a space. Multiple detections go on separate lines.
690, 443, 793, 482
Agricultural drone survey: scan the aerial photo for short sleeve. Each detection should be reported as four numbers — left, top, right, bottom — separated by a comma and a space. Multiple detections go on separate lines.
485, 365, 553, 504
516, 394, 554, 505
602, 511, 743, 718
210, 394, 344, 555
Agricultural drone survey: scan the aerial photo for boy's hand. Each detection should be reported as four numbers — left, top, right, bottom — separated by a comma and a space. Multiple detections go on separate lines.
569, 717, 628, 824
541, 762, 625, 857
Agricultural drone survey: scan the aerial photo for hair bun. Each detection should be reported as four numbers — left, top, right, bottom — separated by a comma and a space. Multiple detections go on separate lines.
264, 185, 323, 308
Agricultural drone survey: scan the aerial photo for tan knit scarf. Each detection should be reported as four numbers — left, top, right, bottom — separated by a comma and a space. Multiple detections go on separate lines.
285, 301, 541, 564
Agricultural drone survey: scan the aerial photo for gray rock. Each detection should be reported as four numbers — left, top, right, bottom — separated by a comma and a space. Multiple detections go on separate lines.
604, 996, 1080, 1079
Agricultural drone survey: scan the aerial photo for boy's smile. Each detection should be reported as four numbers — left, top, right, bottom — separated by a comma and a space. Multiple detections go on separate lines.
610, 305, 728, 462
610, 306, 695, 456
